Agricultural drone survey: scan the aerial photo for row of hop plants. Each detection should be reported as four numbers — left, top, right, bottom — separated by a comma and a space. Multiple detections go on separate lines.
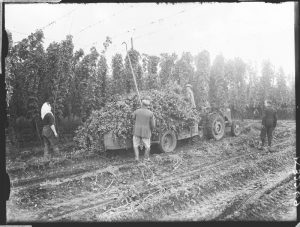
74, 85, 199, 153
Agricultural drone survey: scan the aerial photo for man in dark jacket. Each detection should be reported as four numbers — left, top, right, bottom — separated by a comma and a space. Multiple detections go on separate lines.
132, 96, 155, 162
260, 100, 277, 150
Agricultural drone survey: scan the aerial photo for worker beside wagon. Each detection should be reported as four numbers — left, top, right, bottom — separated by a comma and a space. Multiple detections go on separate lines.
259, 100, 277, 151
132, 96, 155, 162
185, 84, 196, 109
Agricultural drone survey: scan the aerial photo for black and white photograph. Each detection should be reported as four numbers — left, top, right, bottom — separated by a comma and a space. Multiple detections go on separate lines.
4, 2, 296, 222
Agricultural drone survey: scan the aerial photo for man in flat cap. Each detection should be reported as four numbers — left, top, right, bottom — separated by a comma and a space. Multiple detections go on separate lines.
132, 96, 155, 162
259, 99, 277, 151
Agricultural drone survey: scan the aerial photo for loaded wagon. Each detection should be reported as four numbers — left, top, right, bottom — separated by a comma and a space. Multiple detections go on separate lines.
104, 122, 200, 153
104, 107, 242, 153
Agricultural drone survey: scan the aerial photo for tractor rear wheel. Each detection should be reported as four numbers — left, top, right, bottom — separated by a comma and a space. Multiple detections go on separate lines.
158, 130, 177, 153
206, 113, 225, 140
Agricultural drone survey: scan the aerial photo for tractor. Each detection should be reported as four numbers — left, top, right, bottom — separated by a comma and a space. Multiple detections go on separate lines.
199, 106, 242, 141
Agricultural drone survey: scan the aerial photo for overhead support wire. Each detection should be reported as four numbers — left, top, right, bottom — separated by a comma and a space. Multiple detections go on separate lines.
73, 5, 134, 37
41, 8, 78, 30
81, 4, 201, 52
7, 7, 78, 41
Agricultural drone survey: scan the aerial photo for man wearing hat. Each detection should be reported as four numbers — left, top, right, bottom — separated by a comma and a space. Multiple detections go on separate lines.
132, 96, 156, 162
185, 84, 196, 108
259, 99, 277, 151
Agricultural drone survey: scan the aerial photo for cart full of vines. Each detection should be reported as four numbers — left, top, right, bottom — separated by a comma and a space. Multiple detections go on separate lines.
74, 86, 242, 154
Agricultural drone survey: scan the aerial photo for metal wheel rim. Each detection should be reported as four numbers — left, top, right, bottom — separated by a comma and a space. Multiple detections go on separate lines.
214, 121, 223, 135
234, 124, 241, 134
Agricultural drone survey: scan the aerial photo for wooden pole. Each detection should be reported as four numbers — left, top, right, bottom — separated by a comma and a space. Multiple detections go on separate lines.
122, 41, 142, 107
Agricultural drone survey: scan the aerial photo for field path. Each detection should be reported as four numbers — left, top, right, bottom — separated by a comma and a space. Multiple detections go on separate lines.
6, 120, 296, 221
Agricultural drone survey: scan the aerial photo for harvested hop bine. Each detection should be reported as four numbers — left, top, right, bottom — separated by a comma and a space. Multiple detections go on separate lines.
74, 87, 199, 153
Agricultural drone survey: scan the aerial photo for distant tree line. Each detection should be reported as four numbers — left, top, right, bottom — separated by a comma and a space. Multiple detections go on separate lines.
5, 30, 295, 143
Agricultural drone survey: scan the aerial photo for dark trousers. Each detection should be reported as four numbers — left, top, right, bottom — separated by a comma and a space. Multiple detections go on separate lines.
42, 126, 59, 156
43, 135, 59, 155
260, 126, 274, 146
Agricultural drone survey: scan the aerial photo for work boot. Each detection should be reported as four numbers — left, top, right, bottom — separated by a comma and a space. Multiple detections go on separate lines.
268, 145, 275, 153
258, 140, 265, 150
263, 147, 268, 152
258, 143, 264, 150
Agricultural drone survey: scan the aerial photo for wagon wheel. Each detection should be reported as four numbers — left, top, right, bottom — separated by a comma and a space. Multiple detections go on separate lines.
158, 130, 177, 153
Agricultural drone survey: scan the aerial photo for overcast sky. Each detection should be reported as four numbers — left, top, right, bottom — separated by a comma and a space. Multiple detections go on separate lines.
5, 2, 295, 81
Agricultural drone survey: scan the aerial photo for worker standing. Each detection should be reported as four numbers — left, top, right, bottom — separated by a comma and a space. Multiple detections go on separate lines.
41, 102, 59, 159
259, 100, 277, 151
185, 84, 196, 108
132, 96, 155, 162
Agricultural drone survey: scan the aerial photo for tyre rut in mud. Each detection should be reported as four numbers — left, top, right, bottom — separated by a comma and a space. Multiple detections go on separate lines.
47, 146, 293, 221
6, 120, 295, 221
214, 173, 294, 220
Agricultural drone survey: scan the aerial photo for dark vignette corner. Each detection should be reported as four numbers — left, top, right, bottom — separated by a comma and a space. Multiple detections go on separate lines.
295, 0, 300, 223
1, 1, 10, 225
0, 1, 298, 227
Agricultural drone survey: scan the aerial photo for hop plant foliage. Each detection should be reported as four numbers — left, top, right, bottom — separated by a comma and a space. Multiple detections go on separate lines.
73, 87, 199, 153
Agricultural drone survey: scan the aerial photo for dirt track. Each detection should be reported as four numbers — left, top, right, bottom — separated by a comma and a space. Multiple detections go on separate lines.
6, 120, 296, 221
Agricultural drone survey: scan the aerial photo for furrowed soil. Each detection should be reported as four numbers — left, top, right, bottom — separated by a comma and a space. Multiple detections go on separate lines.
6, 120, 296, 222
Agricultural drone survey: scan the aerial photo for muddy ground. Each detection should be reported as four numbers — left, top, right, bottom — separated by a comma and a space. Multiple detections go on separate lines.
6, 120, 296, 222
